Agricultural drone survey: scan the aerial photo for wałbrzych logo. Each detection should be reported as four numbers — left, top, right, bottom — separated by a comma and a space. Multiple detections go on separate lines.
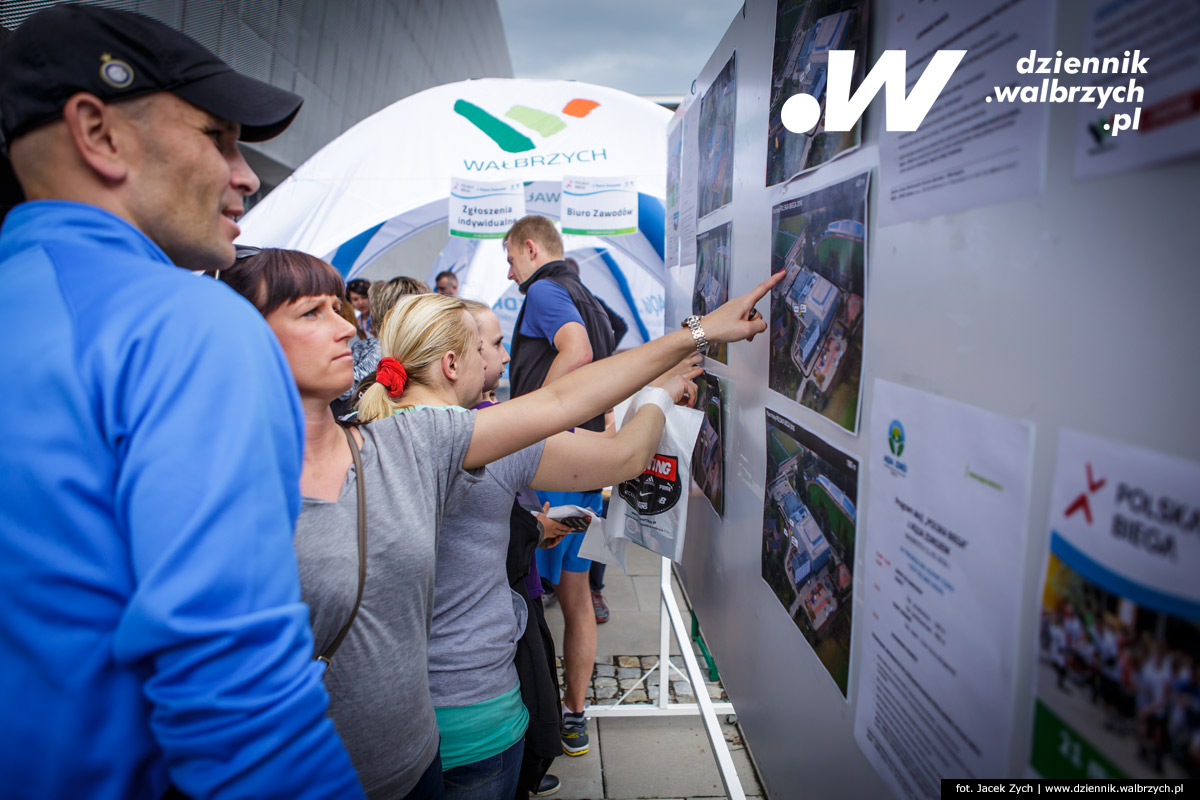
454, 97, 600, 153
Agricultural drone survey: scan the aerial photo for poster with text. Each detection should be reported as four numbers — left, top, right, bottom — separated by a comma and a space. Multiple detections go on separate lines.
768, 171, 868, 434
679, 99, 701, 266
877, 0, 1051, 226
1028, 430, 1200, 781
694, 222, 732, 364
448, 177, 525, 239
766, 0, 868, 186
762, 408, 858, 698
854, 380, 1033, 800
697, 53, 737, 219
666, 113, 683, 267
1074, 0, 1200, 180
691, 372, 726, 517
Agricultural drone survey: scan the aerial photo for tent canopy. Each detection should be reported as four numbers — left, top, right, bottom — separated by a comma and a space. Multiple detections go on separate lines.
240, 78, 671, 343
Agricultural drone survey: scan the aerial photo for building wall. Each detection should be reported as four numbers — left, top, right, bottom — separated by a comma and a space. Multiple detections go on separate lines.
1, 0, 513, 187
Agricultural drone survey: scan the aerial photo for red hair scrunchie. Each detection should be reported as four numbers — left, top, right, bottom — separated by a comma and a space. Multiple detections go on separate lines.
376, 357, 408, 398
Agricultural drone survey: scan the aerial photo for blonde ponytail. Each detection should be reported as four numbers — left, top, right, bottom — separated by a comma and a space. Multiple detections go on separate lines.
356, 381, 398, 423
355, 293, 475, 422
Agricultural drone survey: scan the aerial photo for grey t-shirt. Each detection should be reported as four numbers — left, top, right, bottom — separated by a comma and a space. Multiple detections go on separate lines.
429, 440, 546, 707
296, 407, 480, 798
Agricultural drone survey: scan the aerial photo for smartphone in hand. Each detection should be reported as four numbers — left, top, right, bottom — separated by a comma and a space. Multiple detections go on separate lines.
558, 515, 592, 532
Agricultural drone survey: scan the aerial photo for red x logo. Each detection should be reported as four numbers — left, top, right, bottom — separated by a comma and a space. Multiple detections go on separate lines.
1064, 462, 1107, 525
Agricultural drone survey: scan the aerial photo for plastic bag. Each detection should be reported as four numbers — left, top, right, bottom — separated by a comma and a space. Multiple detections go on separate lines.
599, 391, 705, 566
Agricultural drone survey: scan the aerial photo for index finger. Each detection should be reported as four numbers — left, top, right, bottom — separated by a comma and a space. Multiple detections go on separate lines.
743, 270, 786, 308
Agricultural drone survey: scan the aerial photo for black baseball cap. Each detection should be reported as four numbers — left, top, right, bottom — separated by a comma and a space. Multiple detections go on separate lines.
0, 4, 303, 146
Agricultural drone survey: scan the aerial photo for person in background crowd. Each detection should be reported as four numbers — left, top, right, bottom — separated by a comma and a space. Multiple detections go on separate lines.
503, 215, 618, 757
362, 276, 433, 373
1138, 643, 1173, 773
332, 275, 431, 420
436, 270, 459, 296
348, 277, 373, 332
216, 248, 776, 799
370, 277, 431, 336
0, 6, 363, 799
561, 255, 629, 626
461, 298, 565, 797
340, 288, 369, 339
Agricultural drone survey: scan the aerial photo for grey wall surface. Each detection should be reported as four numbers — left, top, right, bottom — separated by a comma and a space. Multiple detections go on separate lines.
669, 1, 1199, 798
1, 0, 513, 185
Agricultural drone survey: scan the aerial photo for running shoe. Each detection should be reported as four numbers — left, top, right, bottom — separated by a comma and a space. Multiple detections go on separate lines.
561, 710, 589, 756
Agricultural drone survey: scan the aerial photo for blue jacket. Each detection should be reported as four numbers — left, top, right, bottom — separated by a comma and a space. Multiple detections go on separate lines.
0, 202, 363, 799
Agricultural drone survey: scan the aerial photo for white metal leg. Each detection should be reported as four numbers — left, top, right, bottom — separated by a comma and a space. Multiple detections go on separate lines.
584, 556, 745, 800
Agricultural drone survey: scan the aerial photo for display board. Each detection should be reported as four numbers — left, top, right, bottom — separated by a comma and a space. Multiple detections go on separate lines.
666, 1, 1200, 797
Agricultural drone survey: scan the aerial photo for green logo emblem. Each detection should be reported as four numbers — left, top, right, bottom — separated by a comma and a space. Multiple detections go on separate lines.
888, 420, 905, 458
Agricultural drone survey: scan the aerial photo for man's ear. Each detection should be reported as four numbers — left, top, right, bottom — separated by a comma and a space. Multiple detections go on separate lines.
61, 93, 129, 183
524, 238, 539, 262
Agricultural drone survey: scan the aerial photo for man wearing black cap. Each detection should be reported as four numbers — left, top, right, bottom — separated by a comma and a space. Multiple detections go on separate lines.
0, 6, 363, 799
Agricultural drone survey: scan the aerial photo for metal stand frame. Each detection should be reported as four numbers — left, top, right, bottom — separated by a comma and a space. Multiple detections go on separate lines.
584, 556, 745, 800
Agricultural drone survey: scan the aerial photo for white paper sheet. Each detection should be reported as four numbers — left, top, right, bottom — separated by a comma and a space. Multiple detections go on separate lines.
665, 112, 683, 268
877, 0, 1052, 227
854, 380, 1034, 799
679, 98, 701, 267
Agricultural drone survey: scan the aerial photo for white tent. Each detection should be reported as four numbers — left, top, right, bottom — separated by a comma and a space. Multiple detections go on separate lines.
240, 78, 671, 346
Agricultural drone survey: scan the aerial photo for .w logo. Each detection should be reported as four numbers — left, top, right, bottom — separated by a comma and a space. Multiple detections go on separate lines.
454, 98, 600, 153
782, 50, 965, 134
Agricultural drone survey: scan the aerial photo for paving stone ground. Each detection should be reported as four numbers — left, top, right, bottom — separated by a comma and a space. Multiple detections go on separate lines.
540, 544, 763, 798
555, 656, 729, 705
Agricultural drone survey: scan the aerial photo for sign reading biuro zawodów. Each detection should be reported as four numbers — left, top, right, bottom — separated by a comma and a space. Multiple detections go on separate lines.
448, 178, 525, 239
560, 175, 637, 236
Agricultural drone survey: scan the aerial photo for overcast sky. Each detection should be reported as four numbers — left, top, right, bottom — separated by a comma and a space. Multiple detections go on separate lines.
496, 0, 744, 98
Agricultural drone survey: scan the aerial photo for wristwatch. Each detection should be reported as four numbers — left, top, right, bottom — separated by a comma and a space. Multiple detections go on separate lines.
681, 315, 709, 354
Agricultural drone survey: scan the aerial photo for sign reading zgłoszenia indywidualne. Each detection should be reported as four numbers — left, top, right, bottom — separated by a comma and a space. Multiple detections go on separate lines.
448, 177, 525, 239
559, 175, 637, 236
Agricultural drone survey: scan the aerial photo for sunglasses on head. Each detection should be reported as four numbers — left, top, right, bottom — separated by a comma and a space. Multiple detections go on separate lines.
198, 245, 262, 281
